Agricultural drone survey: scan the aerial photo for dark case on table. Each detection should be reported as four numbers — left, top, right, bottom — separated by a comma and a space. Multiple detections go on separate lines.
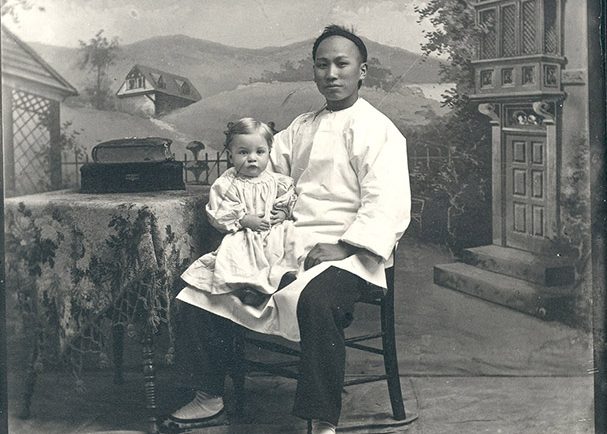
80, 137, 185, 193
91, 137, 175, 164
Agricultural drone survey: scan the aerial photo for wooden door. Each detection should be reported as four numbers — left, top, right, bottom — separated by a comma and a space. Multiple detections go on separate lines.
504, 133, 552, 252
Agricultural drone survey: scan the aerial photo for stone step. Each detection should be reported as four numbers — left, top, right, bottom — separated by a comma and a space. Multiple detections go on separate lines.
433, 262, 574, 321
460, 245, 575, 287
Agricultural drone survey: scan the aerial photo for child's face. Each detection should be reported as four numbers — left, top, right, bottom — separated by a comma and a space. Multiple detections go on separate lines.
228, 134, 270, 178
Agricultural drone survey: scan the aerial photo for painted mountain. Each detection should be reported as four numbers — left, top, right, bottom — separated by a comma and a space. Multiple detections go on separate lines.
28, 35, 450, 156
31, 34, 444, 99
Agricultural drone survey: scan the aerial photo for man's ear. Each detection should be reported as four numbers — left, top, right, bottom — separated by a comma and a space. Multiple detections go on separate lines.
359, 62, 368, 80
227, 150, 233, 163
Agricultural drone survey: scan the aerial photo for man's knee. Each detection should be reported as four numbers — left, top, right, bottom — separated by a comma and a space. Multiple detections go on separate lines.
297, 284, 331, 322
297, 267, 358, 329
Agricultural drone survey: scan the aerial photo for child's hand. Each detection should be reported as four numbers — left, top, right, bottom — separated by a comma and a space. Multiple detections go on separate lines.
270, 208, 287, 225
240, 214, 270, 232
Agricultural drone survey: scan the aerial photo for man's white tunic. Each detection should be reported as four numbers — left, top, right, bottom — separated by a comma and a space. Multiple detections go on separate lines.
177, 98, 411, 341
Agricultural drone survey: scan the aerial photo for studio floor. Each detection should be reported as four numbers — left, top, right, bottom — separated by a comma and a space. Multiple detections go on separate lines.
7, 239, 596, 433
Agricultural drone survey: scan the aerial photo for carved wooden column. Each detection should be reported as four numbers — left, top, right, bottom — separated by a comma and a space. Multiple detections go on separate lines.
478, 102, 503, 245
48, 99, 62, 190
2, 86, 15, 195
532, 100, 559, 239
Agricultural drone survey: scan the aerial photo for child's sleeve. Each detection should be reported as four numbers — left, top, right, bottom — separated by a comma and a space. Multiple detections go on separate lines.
272, 174, 297, 218
205, 178, 246, 233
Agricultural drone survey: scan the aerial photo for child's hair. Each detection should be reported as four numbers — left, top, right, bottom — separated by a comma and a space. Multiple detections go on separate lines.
224, 118, 274, 150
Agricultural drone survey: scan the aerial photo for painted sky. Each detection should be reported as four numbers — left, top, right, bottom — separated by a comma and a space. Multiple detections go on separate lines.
4, 0, 434, 52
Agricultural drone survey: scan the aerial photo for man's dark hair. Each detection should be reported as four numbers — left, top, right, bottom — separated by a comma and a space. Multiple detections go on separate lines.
312, 24, 368, 63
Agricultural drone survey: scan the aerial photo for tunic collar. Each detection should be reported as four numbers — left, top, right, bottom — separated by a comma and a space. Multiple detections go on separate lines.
313, 97, 363, 119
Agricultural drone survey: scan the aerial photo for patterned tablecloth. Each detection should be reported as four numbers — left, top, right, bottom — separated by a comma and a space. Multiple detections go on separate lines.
5, 187, 210, 384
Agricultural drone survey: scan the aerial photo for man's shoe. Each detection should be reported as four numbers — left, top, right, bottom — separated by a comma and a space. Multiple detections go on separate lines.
309, 419, 337, 434
160, 391, 226, 433
160, 408, 228, 433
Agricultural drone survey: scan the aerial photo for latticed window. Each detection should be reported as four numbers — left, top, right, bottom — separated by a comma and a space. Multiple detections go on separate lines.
479, 9, 497, 59
477, 0, 560, 59
501, 4, 516, 57
521, 0, 537, 54
543, 0, 558, 54
127, 72, 145, 89
10, 89, 56, 195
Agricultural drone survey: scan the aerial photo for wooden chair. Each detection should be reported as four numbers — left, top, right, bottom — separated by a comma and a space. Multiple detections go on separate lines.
230, 261, 407, 422
411, 196, 425, 233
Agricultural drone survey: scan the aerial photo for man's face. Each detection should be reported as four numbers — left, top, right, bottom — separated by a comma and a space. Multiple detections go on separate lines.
228, 134, 270, 178
313, 36, 367, 110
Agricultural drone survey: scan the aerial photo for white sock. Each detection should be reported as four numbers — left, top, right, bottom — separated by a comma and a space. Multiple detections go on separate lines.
171, 390, 224, 420
311, 419, 337, 434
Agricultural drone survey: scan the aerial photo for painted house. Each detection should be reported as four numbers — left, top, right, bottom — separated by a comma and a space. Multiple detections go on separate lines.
1, 25, 78, 197
434, 0, 599, 326
116, 65, 201, 117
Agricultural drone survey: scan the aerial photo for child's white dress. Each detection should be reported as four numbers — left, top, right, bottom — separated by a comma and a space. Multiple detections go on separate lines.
181, 167, 303, 296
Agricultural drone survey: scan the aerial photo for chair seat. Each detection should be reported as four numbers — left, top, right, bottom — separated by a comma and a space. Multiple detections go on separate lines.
357, 283, 385, 304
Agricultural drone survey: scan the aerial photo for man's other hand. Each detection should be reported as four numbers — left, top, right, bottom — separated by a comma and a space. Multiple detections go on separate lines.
304, 242, 360, 270
270, 208, 287, 225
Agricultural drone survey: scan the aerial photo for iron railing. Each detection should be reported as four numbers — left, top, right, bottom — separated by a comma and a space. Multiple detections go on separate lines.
60, 150, 231, 189
60, 147, 452, 189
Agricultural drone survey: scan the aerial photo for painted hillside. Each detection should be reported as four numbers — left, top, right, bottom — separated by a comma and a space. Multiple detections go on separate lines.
61, 79, 445, 159
164, 81, 444, 151
59, 105, 200, 159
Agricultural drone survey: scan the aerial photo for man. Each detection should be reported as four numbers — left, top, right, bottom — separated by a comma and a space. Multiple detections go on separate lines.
167, 25, 410, 434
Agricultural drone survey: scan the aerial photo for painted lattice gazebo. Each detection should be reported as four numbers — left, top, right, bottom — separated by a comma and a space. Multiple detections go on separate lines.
1, 25, 78, 197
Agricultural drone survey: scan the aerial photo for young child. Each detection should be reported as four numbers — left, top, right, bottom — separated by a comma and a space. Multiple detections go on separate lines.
180, 117, 302, 307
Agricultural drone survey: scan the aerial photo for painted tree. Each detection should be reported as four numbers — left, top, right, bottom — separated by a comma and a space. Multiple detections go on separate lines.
78, 30, 120, 110
365, 57, 395, 91
412, 0, 493, 252
1, 0, 44, 21
414, 0, 482, 108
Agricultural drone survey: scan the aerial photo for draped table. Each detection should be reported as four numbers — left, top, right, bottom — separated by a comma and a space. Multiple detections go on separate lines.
5, 187, 212, 433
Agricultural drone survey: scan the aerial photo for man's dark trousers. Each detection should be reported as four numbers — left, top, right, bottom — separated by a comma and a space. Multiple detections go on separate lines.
175, 266, 365, 426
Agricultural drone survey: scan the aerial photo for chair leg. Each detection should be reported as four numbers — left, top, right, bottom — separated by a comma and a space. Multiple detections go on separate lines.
112, 323, 125, 384
381, 284, 406, 421
142, 330, 159, 434
231, 330, 246, 417
19, 343, 39, 419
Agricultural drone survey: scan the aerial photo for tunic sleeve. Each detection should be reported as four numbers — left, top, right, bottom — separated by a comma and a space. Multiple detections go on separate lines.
270, 128, 292, 176
272, 174, 297, 217
205, 176, 246, 233
339, 122, 411, 261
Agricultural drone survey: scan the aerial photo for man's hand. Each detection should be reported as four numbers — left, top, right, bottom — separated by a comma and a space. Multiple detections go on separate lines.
303, 241, 360, 270
240, 214, 270, 232
270, 208, 287, 225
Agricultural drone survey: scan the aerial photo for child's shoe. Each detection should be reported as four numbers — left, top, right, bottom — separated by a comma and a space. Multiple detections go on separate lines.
234, 287, 270, 307
278, 271, 298, 289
